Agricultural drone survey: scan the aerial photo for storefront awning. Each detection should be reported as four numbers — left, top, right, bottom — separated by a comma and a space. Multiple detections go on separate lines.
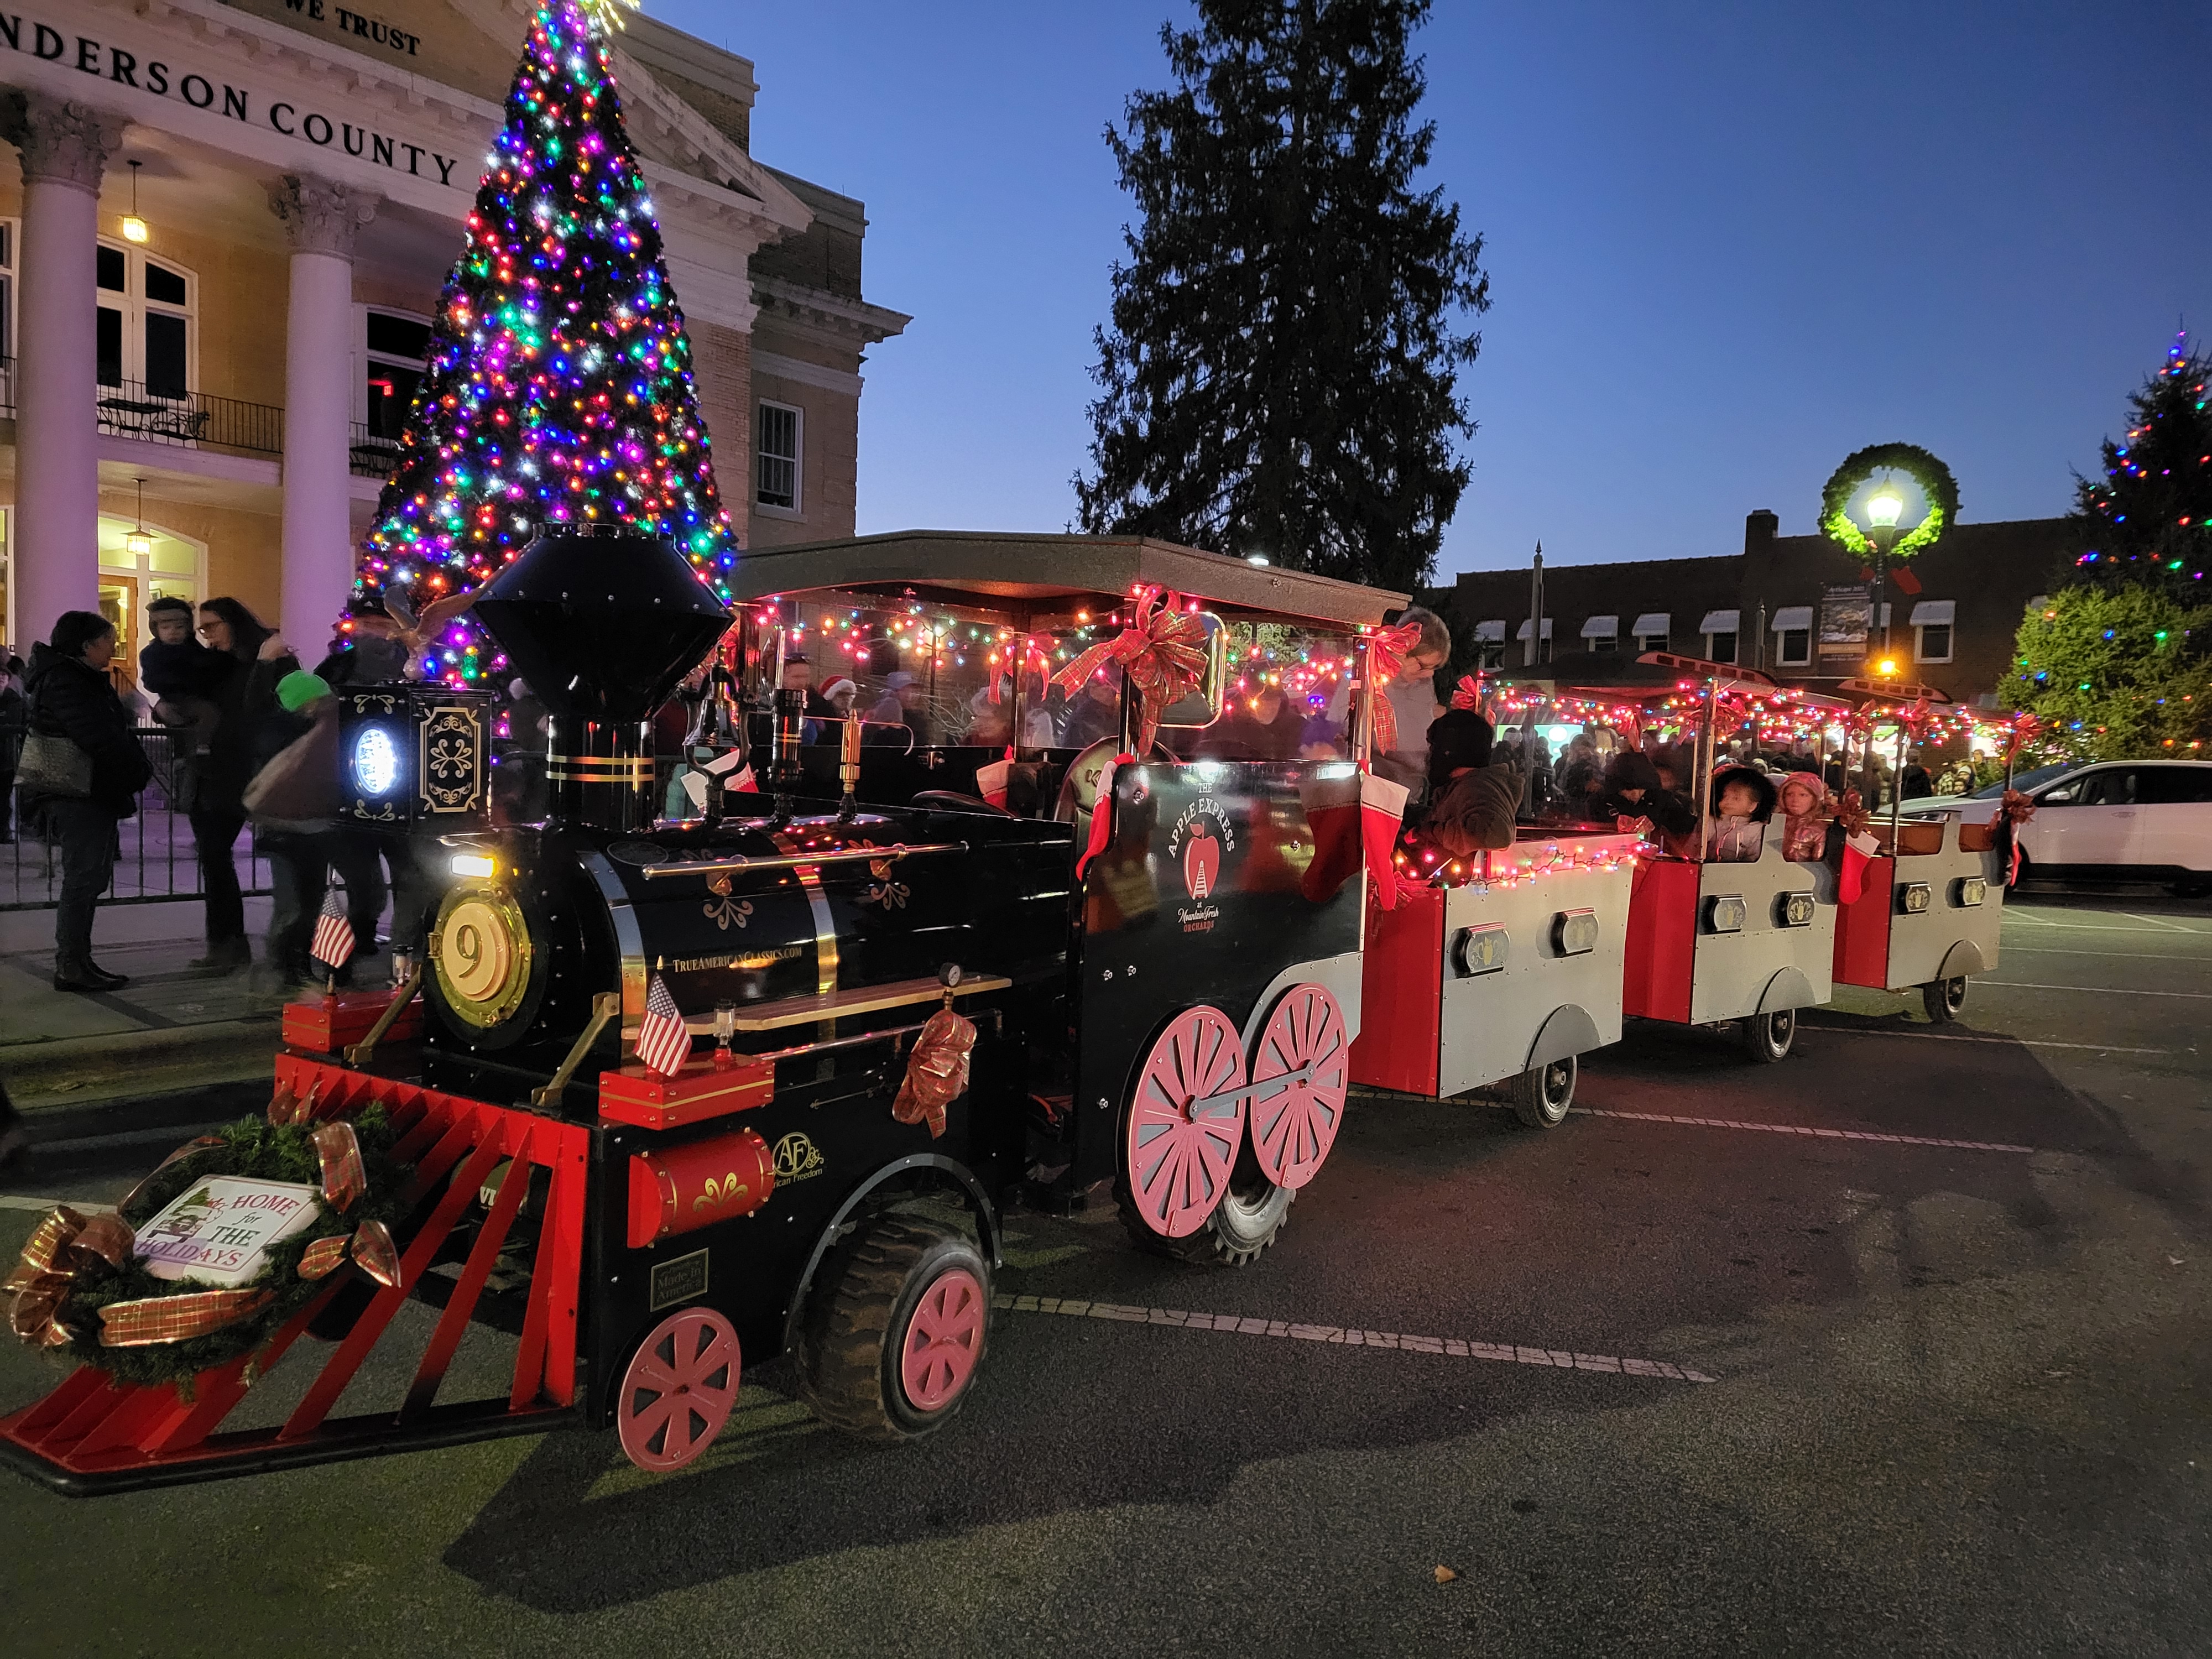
1771, 606, 1814, 631
1909, 599, 1955, 625
1475, 619, 1506, 641
1699, 608, 1740, 633
1515, 617, 1555, 640
1580, 614, 1619, 638
1631, 612, 1670, 636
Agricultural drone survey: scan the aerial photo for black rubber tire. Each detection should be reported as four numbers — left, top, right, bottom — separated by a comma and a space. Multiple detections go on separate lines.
1510, 1055, 1577, 1129
1741, 1008, 1796, 1064
1118, 1142, 1293, 1268
796, 1214, 992, 1442
2169, 874, 2212, 900
1922, 976, 1968, 1023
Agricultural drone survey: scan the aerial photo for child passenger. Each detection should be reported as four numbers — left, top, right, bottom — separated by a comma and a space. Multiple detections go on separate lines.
1708, 765, 1776, 862
138, 595, 223, 757
1417, 708, 1524, 857
1777, 770, 1832, 861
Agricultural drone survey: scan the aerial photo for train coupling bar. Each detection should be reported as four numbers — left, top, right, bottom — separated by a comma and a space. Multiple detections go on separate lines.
1184, 1063, 1317, 1122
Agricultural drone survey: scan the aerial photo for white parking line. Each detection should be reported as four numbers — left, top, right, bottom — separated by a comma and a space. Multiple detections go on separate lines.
1803, 1026, 2169, 1055
1980, 980, 2212, 999
2005, 915, 2211, 936
993, 1295, 1715, 1384
2004, 946, 2211, 962
1572, 1107, 2033, 1154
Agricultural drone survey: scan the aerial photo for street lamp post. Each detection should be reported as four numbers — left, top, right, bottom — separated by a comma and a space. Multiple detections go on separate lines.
1854, 478, 1907, 805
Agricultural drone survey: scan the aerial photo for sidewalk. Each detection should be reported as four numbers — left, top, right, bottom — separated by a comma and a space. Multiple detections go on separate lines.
0, 896, 333, 1113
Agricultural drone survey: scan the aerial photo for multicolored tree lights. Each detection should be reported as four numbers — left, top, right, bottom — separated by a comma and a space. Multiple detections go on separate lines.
356, 0, 736, 681
2073, 330, 2212, 597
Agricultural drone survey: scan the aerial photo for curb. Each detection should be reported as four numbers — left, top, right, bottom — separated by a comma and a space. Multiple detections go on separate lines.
3, 1017, 282, 1109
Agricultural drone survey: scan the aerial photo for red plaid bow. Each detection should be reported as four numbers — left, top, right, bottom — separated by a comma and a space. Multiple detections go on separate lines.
1051, 591, 1210, 754
1998, 788, 2036, 828
1449, 674, 1484, 711
2005, 713, 2042, 759
1363, 621, 1426, 753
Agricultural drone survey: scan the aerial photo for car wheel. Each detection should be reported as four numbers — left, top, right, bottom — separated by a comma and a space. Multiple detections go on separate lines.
2169, 874, 2212, 900
1510, 1055, 1577, 1129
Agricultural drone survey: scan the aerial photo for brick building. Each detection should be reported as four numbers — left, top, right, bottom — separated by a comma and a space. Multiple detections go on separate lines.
1448, 510, 2080, 708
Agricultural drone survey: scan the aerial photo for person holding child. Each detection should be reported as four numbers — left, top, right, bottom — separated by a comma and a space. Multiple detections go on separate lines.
1417, 708, 1524, 858
139, 596, 225, 759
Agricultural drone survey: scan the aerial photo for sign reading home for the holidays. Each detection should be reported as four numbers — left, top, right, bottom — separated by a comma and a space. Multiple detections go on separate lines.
134, 1177, 323, 1286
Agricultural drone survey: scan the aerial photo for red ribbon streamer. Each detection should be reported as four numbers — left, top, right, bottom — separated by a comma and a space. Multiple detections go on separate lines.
1363, 621, 1426, 754
1050, 591, 1209, 755
893, 1005, 977, 1139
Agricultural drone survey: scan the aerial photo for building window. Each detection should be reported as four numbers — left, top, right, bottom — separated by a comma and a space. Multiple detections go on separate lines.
364, 310, 432, 441
95, 241, 194, 399
1909, 599, 1955, 665
1707, 630, 1738, 664
757, 400, 802, 510
1474, 621, 1506, 669
1630, 612, 1671, 654
1777, 629, 1811, 666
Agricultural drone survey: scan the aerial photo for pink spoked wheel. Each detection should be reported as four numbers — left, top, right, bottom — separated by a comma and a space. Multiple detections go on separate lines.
617, 1305, 741, 1473
900, 1266, 987, 1412
1248, 983, 1351, 1189
1124, 1005, 1249, 1239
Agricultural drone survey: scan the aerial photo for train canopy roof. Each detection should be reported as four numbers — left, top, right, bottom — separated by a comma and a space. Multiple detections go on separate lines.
1491, 650, 1858, 712
725, 531, 1408, 630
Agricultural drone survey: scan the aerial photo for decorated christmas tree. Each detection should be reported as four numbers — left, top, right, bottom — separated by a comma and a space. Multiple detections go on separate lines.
2072, 330, 2212, 600
357, 0, 737, 682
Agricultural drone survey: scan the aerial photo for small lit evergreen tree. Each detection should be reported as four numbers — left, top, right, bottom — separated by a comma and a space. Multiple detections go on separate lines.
2000, 585, 2212, 763
1076, 0, 1489, 593
2070, 331, 2212, 601
357, 0, 737, 681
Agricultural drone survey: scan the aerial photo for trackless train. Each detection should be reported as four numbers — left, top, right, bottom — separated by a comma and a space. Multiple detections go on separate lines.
0, 529, 2010, 1492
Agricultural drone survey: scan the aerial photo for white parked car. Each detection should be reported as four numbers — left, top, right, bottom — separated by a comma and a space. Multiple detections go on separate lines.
1897, 760, 2212, 894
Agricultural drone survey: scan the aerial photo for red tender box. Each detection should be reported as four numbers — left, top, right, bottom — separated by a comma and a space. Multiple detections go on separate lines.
281, 989, 424, 1052
597, 1052, 774, 1130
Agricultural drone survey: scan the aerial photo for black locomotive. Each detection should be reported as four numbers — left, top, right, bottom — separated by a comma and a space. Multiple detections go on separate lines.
2, 526, 1404, 1487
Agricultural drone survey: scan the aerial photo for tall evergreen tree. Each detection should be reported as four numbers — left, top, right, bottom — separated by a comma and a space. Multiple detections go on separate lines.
358, 0, 737, 683
1076, 0, 1488, 593
2071, 331, 2212, 601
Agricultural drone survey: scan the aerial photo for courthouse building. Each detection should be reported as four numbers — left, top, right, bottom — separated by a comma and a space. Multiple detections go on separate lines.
0, 0, 907, 672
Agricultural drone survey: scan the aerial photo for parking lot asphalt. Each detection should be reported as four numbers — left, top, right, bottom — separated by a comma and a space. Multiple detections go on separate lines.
2, 889, 2206, 1657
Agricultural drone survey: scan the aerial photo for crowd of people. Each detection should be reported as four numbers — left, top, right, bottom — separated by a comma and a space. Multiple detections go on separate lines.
9, 597, 395, 995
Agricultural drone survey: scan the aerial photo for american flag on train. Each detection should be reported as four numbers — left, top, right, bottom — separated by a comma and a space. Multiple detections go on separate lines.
635, 974, 693, 1077
309, 888, 354, 971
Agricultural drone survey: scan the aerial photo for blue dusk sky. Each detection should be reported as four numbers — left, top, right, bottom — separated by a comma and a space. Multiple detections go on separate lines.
650, 1, 2212, 578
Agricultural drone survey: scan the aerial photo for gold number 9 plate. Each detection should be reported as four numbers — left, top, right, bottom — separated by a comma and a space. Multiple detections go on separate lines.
429, 881, 534, 1027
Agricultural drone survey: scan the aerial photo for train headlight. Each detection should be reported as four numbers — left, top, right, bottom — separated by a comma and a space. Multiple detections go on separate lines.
1955, 877, 1986, 907
351, 726, 400, 797
1705, 895, 1746, 933
1777, 891, 1816, 928
1898, 882, 1932, 915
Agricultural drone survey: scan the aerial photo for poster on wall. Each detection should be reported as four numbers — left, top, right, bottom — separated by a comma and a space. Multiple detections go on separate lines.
1818, 585, 1873, 660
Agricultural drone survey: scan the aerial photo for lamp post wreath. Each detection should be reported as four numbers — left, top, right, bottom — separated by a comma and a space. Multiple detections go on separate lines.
1819, 442, 1960, 562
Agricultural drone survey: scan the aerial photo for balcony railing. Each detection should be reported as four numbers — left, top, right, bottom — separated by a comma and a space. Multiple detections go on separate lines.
351, 422, 403, 481
0, 357, 284, 459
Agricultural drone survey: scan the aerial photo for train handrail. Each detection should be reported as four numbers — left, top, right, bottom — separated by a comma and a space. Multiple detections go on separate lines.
635, 841, 970, 880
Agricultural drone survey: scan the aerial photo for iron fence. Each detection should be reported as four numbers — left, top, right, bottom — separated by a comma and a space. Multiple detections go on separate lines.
351, 422, 402, 481
0, 722, 273, 912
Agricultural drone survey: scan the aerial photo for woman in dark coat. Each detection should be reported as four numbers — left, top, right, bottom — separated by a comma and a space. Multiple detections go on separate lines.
188, 598, 296, 970
1583, 749, 1697, 839
23, 611, 152, 990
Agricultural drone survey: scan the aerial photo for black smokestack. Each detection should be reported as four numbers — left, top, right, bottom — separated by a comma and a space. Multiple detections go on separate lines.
473, 526, 731, 832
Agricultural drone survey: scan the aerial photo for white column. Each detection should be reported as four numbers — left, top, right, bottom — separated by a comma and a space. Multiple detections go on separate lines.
269, 174, 377, 656
3, 95, 124, 649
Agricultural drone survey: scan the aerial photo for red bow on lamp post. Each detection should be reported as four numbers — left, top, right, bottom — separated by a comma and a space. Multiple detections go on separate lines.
1051, 590, 1210, 754
1363, 620, 1426, 753
1449, 673, 1485, 711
